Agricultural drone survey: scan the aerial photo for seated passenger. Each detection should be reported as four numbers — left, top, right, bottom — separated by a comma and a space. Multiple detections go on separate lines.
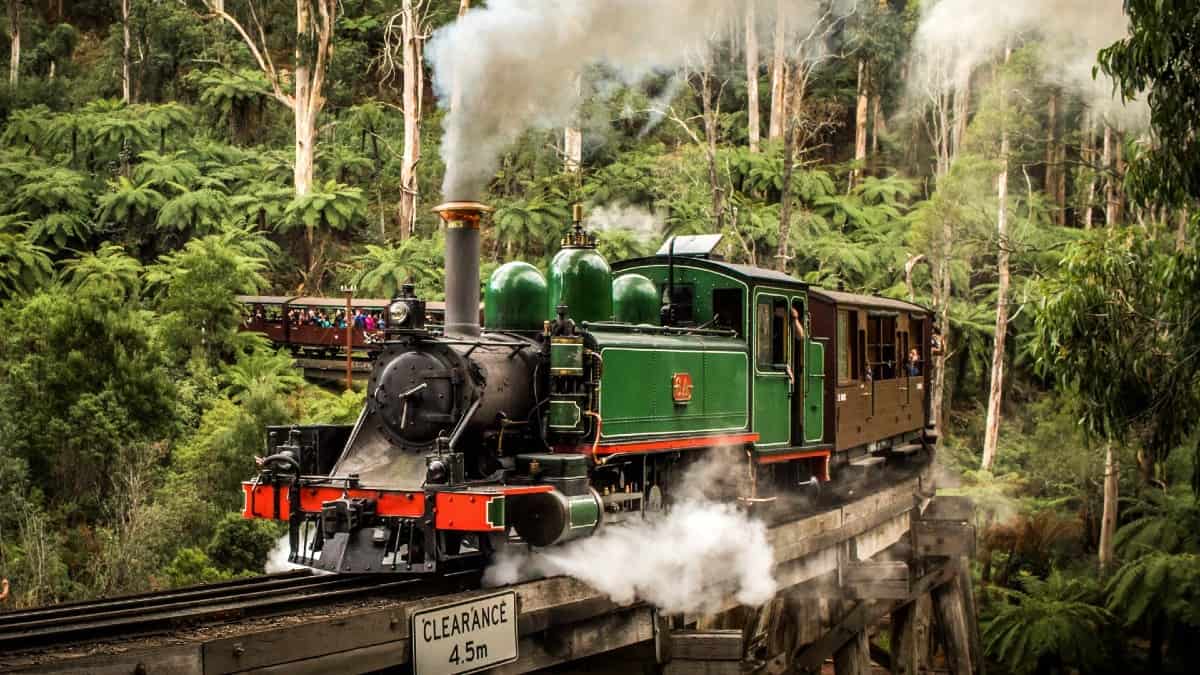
907, 348, 921, 376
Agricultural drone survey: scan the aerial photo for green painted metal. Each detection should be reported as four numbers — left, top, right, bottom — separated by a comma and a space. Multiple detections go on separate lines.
487, 496, 505, 528
591, 327, 748, 438
550, 338, 584, 375
485, 261, 548, 331
548, 247, 613, 322
548, 399, 582, 431
612, 274, 660, 325
568, 494, 600, 529
805, 339, 826, 443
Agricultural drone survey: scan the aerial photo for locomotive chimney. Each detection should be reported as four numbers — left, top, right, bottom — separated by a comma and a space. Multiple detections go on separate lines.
433, 201, 493, 337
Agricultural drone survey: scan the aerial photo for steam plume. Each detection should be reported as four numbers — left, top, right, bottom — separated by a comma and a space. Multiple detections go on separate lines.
909, 0, 1146, 129
483, 450, 777, 614
427, 0, 850, 200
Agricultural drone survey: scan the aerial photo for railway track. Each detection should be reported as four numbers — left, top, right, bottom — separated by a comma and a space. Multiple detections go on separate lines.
0, 568, 476, 651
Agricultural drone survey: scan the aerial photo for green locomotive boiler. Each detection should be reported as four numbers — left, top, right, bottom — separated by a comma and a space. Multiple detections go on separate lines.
243, 202, 934, 574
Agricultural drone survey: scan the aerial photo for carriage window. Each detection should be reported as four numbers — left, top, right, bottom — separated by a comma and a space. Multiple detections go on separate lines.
838, 310, 850, 383
868, 315, 897, 380
756, 297, 789, 369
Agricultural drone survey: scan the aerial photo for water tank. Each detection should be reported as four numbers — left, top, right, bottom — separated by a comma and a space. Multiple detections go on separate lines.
548, 239, 612, 323
485, 262, 548, 332
613, 274, 659, 325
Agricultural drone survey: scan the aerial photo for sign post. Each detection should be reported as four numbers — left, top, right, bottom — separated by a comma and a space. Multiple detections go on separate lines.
340, 285, 355, 391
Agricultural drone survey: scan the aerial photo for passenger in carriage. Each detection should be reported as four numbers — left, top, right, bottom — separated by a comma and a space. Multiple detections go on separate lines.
908, 348, 921, 376
364, 313, 377, 331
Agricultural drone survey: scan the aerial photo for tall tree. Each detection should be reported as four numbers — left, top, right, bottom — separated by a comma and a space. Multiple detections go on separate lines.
6, 0, 19, 86
744, 2, 761, 153
121, 0, 131, 103
563, 74, 582, 173
768, 0, 786, 141
383, 0, 430, 239
981, 44, 1012, 472
203, 1, 335, 201
850, 58, 868, 188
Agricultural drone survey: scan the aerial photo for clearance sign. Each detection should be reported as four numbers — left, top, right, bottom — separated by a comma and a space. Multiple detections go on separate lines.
411, 591, 518, 674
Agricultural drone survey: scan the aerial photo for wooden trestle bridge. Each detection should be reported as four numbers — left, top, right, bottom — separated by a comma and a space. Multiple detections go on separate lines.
0, 465, 980, 675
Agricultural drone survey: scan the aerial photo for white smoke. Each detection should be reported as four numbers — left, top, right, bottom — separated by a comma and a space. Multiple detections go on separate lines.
483, 450, 777, 614
586, 204, 664, 239
427, 0, 855, 200
265, 533, 302, 574
909, 0, 1147, 130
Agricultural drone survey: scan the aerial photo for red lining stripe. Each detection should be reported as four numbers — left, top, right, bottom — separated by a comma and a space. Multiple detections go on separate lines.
755, 449, 831, 465
594, 433, 760, 456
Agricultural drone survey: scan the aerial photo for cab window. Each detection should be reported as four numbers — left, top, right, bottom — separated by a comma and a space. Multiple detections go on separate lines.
756, 297, 788, 370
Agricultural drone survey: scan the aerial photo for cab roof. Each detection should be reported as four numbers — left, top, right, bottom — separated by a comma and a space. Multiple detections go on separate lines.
612, 255, 805, 288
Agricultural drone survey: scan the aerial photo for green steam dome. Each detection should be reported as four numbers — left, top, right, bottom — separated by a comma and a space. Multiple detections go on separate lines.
485, 262, 548, 332
613, 274, 659, 325
547, 227, 612, 323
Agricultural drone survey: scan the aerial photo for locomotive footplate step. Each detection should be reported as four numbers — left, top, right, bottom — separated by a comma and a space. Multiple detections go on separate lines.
890, 443, 922, 455
850, 456, 886, 468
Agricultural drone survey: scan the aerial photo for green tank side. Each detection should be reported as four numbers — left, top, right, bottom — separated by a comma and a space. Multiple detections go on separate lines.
485, 261, 547, 331
612, 273, 660, 325
548, 247, 613, 323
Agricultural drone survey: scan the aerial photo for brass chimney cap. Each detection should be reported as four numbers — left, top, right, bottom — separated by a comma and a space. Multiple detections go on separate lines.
433, 201, 494, 229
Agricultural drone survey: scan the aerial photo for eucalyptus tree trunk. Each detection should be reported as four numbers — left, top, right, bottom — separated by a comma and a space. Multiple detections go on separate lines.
7, 0, 19, 86
851, 59, 868, 189
1045, 90, 1059, 224
121, 0, 131, 102
1177, 208, 1189, 251
744, 2, 760, 153
981, 45, 1012, 472
1103, 125, 1115, 226
1099, 442, 1118, 573
398, 0, 426, 238
1082, 112, 1096, 228
768, 0, 787, 141
564, 74, 582, 173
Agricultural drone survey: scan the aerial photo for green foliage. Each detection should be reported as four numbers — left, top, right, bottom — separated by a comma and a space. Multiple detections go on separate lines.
984, 572, 1113, 675
0, 219, 53, 298
206, 513, 280, 575
352, 237, 445, 300
282, 180, 367, 233
1106, 552, 1200, 628
0, 289, 178, 512
1098, 0, 1200, 206
62, 243, 144, 303
1031, 229, 1200, 478
145, 227, 276, 360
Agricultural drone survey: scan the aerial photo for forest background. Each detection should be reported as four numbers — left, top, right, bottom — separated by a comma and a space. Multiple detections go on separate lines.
2, 1, 1200, 673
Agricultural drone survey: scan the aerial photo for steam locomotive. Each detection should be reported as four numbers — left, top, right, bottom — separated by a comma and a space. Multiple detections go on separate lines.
242, 202, 934, 574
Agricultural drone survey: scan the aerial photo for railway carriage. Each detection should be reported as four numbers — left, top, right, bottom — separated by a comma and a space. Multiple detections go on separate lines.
242, 202, 933, 575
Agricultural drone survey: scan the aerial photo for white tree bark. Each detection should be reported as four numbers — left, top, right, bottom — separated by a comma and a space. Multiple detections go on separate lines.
398, 0, 427, 238
1082, 111, 1096, 228
981, 45, 1012, 472
7, 0, 20, 86
744, 2, 760, 153
1103, 124, 1115, 226
1098, 442, 1118, 573
564, 74, 582, 173
851, 59, 869, 189
768, 0, 787, 141
121, 0, 131, 103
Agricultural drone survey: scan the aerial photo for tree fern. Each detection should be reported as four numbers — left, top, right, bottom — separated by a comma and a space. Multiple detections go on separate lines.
62, 243, 144, 302
983, 572, 1113, 675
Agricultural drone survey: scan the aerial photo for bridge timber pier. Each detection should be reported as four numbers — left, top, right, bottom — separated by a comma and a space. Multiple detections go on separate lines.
1, 466, 981, 675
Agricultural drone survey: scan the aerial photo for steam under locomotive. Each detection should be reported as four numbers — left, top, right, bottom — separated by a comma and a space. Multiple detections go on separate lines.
242, 201, 935, 574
